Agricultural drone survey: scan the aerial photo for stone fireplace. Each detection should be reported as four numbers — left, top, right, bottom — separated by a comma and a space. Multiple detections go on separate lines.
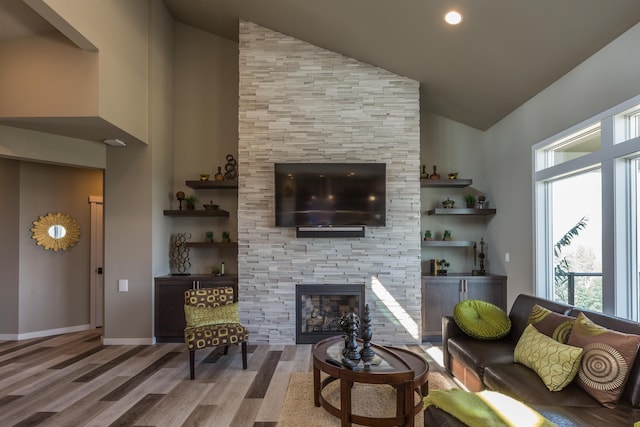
237, 21, 421, 344
296, 284, 365, 344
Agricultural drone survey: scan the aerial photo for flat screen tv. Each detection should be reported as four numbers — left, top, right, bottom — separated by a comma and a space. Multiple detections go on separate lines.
274, 163, 386, 227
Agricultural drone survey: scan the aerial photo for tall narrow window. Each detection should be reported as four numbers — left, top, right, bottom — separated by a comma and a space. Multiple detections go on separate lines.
632, 158, 640, 319
550, 171, 602, 311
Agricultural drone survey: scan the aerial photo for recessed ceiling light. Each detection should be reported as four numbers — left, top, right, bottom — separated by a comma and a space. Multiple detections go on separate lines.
445, 10, 463, 25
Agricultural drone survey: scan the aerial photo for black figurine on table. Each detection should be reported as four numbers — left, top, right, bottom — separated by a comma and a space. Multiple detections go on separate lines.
339, 311, 361, 369
359, 304, 375, 364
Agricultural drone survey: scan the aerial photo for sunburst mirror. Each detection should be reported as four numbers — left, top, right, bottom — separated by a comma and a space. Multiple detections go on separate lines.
31, 212, 80, 252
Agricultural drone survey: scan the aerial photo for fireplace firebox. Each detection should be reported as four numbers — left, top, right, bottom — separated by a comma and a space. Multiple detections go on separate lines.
296, 284, 365, 344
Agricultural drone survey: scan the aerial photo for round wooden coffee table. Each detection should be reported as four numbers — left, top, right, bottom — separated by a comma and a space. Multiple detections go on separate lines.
312, 336, 429, 427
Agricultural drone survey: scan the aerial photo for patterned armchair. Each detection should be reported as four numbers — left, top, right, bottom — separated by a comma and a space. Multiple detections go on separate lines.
184, 287, 249, 380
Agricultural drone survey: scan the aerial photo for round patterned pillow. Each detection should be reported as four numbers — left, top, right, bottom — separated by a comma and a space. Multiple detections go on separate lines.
453, 299, 511, 340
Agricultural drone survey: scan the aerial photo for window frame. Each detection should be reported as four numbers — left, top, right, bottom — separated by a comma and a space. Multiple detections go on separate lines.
533, 94, 640, 321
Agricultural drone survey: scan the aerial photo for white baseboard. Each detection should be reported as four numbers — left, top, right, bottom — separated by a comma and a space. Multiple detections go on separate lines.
102, 337, 155, 345
0, 324, 91, 341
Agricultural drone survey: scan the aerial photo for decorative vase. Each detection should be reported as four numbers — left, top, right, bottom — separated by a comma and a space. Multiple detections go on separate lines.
429, 165, 441, 179
420, 165, 428, 179
214, 166, 224, 181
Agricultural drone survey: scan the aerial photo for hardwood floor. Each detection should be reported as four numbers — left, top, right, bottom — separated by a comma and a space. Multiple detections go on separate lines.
0, 330, 439, 426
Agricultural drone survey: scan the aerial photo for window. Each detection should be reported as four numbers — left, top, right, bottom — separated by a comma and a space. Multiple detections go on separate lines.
549, 171, 602, 311
536, 125, 600, 170
534, 96, 640, 321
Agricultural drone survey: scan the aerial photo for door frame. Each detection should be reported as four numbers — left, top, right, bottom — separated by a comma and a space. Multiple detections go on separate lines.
89, 195, 104, 328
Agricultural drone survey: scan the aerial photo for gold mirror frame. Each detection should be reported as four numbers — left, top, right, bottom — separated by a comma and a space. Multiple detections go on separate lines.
31, 212, 80, 252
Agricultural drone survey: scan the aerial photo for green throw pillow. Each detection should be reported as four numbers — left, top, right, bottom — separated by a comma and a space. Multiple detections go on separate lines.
515, 324, 583, 391
453, 300, 511, 340
184, 302, 240, 328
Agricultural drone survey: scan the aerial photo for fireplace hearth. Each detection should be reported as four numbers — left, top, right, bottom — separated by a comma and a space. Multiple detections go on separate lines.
296, 284, 365, 344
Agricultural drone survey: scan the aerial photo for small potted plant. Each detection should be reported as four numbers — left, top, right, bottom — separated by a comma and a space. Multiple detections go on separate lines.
424, 230, 432, 241
185, 195, 198, 210
443, 230, 452, 241
438, 259, 450, 276
222, 231, 231, 243
464, 194, 476, 208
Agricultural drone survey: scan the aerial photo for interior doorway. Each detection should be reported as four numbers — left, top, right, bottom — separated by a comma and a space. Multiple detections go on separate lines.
89, 195, 104, 328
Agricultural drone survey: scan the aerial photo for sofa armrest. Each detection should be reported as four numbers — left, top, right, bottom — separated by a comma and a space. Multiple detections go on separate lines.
442, 316, 464, 374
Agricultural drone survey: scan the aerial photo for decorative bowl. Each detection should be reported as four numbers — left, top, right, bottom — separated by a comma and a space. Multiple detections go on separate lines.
203, 203, 219, 210
199, 174, 210, 181
448, 172, 458, 180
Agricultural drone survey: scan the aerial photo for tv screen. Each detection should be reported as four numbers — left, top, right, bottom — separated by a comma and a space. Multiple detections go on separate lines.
274, 163, 386, 227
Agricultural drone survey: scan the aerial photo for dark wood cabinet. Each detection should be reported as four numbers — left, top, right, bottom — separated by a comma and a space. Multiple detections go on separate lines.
421, 274, 506, 342
154, 275, 237, 342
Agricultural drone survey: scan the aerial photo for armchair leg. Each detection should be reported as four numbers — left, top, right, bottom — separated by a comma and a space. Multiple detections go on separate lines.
224, 345, 229, 355
241, 341, 248, 369
189, 350, 195, 380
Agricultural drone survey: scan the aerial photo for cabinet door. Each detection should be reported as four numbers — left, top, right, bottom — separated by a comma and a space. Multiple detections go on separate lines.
422, 276, 462, 341
465, 276, 507, 310
155, 280, 192, 342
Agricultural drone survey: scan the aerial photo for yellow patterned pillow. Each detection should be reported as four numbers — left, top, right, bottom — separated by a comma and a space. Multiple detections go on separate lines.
184, 302, 240, 328
515, 324, 583, 391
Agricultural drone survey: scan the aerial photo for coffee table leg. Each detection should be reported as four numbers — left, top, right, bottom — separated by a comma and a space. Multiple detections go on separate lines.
395, 382, 414, 427
313, 366, 320, 407
340, 379, 352, 427
404, 382, 414, 427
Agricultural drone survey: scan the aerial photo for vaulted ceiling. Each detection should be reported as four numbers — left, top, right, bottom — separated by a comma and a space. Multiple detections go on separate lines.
162, 0, 640, 130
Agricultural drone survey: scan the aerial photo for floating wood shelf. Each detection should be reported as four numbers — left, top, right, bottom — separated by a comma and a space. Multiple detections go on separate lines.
420, 179, 472, 188
163, 209, 230, 217
185, 180, 238, 190
184, 241, 238, 249
421, 240, 475, 247
426, 208, 496, 216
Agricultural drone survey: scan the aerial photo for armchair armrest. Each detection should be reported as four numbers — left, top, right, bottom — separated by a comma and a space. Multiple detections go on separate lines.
442, 316, 464, 374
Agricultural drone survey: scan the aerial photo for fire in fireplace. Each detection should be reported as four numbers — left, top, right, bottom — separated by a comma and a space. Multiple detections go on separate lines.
295, 284, 365, 344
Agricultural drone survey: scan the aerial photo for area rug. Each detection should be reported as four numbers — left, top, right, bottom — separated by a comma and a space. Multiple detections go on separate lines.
277, 369, 457, 426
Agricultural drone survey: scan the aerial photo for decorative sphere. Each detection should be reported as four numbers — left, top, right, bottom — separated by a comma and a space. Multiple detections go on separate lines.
176, 191, 185, 200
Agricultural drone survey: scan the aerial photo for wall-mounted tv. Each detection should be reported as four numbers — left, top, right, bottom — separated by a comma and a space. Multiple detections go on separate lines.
274, 163, 386, 227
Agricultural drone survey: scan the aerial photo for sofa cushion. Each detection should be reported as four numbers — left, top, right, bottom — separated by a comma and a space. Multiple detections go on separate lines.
448, 336, 515, 381
184, 302, 240, 328
528, 304, 575, 343
483, 363, 603, 408
514, 324, 583, 391
568, 312, 640, 408
568, 308, 640, 408
453, 299, 511, 340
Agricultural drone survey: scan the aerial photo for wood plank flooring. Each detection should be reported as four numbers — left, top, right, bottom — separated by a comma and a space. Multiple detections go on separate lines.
0, 330, 440, 426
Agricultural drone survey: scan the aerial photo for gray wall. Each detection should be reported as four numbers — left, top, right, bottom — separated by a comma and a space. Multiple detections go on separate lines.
238, 21, 421, 344
102, 1, 174, 343
170, 23, 239, 275
0, 160, 102, 337
484, 22, 640, 308
420, 113, 489, 274
0, 159, 20, 334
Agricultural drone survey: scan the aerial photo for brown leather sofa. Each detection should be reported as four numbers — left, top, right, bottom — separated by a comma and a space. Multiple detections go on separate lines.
424, 293, 640, 426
